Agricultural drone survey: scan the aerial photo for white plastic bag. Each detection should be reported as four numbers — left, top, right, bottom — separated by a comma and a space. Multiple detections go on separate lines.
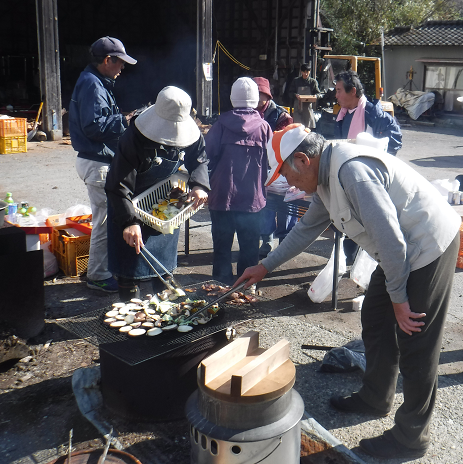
356, 132, 388, 152
35, 208, 54, 226
41, 241, 59, 278
350, 249, 377, 290
65, 204, 91, 218
430, 179, 460, 198
284, 186, 306, 202
308, 236, 346, 303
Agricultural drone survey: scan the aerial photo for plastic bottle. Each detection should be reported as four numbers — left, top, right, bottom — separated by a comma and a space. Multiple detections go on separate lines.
4, 193, 18, 223
4, 193, 14, 215
4, 192, 14, 208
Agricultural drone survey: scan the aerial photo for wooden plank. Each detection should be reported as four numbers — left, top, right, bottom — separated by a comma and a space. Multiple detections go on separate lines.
202, 358, 295, 404
230, 339, 290, 396
199, 331, 259, 386
298, 95, 317, 102
203, 348, 266, 395
36, 0, 63, 140
196, 0, 213, 117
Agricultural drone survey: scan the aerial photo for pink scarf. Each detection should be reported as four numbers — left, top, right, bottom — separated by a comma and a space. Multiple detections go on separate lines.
336, 95, 367, 139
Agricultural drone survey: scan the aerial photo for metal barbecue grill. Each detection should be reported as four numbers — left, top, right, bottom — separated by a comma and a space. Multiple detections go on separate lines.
58, 280, 293, 421
56, 280, 290, 366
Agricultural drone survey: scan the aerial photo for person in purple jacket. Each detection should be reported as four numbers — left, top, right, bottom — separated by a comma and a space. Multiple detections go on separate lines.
205, 77, 272, 285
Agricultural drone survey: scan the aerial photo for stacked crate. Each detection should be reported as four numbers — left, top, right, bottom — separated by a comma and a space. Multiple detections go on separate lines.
0, 118, 27, 154
46, 214, 92, 276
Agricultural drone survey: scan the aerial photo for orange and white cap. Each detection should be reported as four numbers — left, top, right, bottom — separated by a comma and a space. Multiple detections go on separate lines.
265, 123, 311, 186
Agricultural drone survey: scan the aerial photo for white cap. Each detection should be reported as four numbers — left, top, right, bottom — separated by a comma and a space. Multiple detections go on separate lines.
265, 124, 311, 186
230, 77, 259, 108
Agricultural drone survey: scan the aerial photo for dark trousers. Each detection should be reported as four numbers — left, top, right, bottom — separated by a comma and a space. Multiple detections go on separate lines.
260, 207, 297, 239
359, 233, 459, 449
210, 210, 262, 285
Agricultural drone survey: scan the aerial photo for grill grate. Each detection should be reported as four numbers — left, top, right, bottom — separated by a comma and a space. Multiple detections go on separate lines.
56, 280, 292, 365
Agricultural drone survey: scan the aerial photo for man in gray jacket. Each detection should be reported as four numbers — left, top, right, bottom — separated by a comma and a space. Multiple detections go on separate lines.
236, 124, 461, 459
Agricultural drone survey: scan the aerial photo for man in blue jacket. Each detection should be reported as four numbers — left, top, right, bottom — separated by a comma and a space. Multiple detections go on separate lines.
334, 70, 402, 263
69, 37, 136, 292
334, 70, 402, 155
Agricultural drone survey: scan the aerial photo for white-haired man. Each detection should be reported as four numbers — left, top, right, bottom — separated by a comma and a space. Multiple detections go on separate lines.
235, 124, 460, 459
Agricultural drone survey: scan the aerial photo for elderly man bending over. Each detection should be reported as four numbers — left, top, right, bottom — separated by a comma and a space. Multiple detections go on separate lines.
235, 124, 460, 460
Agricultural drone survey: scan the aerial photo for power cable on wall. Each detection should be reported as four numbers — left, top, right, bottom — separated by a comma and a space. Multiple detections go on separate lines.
213, 40, 250, 114
213, 40, 273, 114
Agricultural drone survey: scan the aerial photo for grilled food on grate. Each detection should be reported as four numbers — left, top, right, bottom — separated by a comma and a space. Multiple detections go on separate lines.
200, 283, 259, 304
103, 295, 218, 337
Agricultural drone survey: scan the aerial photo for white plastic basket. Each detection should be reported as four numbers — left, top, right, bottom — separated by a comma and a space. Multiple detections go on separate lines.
132, 172, 202, 234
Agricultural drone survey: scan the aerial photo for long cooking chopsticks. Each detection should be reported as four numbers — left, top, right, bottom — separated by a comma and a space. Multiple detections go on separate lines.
182, 280, 248, 323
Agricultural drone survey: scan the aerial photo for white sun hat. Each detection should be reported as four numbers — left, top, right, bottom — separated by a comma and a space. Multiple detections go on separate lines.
265, 123, 311, 186
135, 86, 200, 147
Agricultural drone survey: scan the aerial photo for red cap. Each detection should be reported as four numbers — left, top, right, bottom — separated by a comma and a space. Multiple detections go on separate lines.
253, 77, 272, 99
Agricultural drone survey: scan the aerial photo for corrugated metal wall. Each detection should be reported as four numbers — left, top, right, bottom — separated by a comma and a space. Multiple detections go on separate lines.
0, 0, 312, 113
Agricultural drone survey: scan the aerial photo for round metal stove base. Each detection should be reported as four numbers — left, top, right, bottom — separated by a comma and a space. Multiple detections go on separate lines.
186, 389, 304, 463
189, 421, 301, 464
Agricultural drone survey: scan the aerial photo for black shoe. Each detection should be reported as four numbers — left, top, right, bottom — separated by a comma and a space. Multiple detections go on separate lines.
152, 276, 168, 294
330, 392, 389, 417
259, 243, 272, 259
117, 281, 140, 302
360, 430, 427, 459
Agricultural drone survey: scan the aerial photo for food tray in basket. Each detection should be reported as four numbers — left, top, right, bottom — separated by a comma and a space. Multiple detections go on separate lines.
132, 172, 202, 234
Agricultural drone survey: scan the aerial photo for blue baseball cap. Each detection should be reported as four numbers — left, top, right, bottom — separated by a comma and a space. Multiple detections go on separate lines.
90, 36, 137, 65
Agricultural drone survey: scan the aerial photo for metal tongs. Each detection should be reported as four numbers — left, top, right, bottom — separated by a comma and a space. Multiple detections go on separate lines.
139, 246, 184, 294
97, 427, 113, 464
182, 280, 248, 323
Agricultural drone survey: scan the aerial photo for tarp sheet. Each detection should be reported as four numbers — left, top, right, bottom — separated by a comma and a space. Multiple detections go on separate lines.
389, 89, 435, 120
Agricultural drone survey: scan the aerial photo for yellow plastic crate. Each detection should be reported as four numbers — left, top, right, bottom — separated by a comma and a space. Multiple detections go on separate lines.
0, 135, 27, 154
0, 118, 27, 137
52, 225, 90, 276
